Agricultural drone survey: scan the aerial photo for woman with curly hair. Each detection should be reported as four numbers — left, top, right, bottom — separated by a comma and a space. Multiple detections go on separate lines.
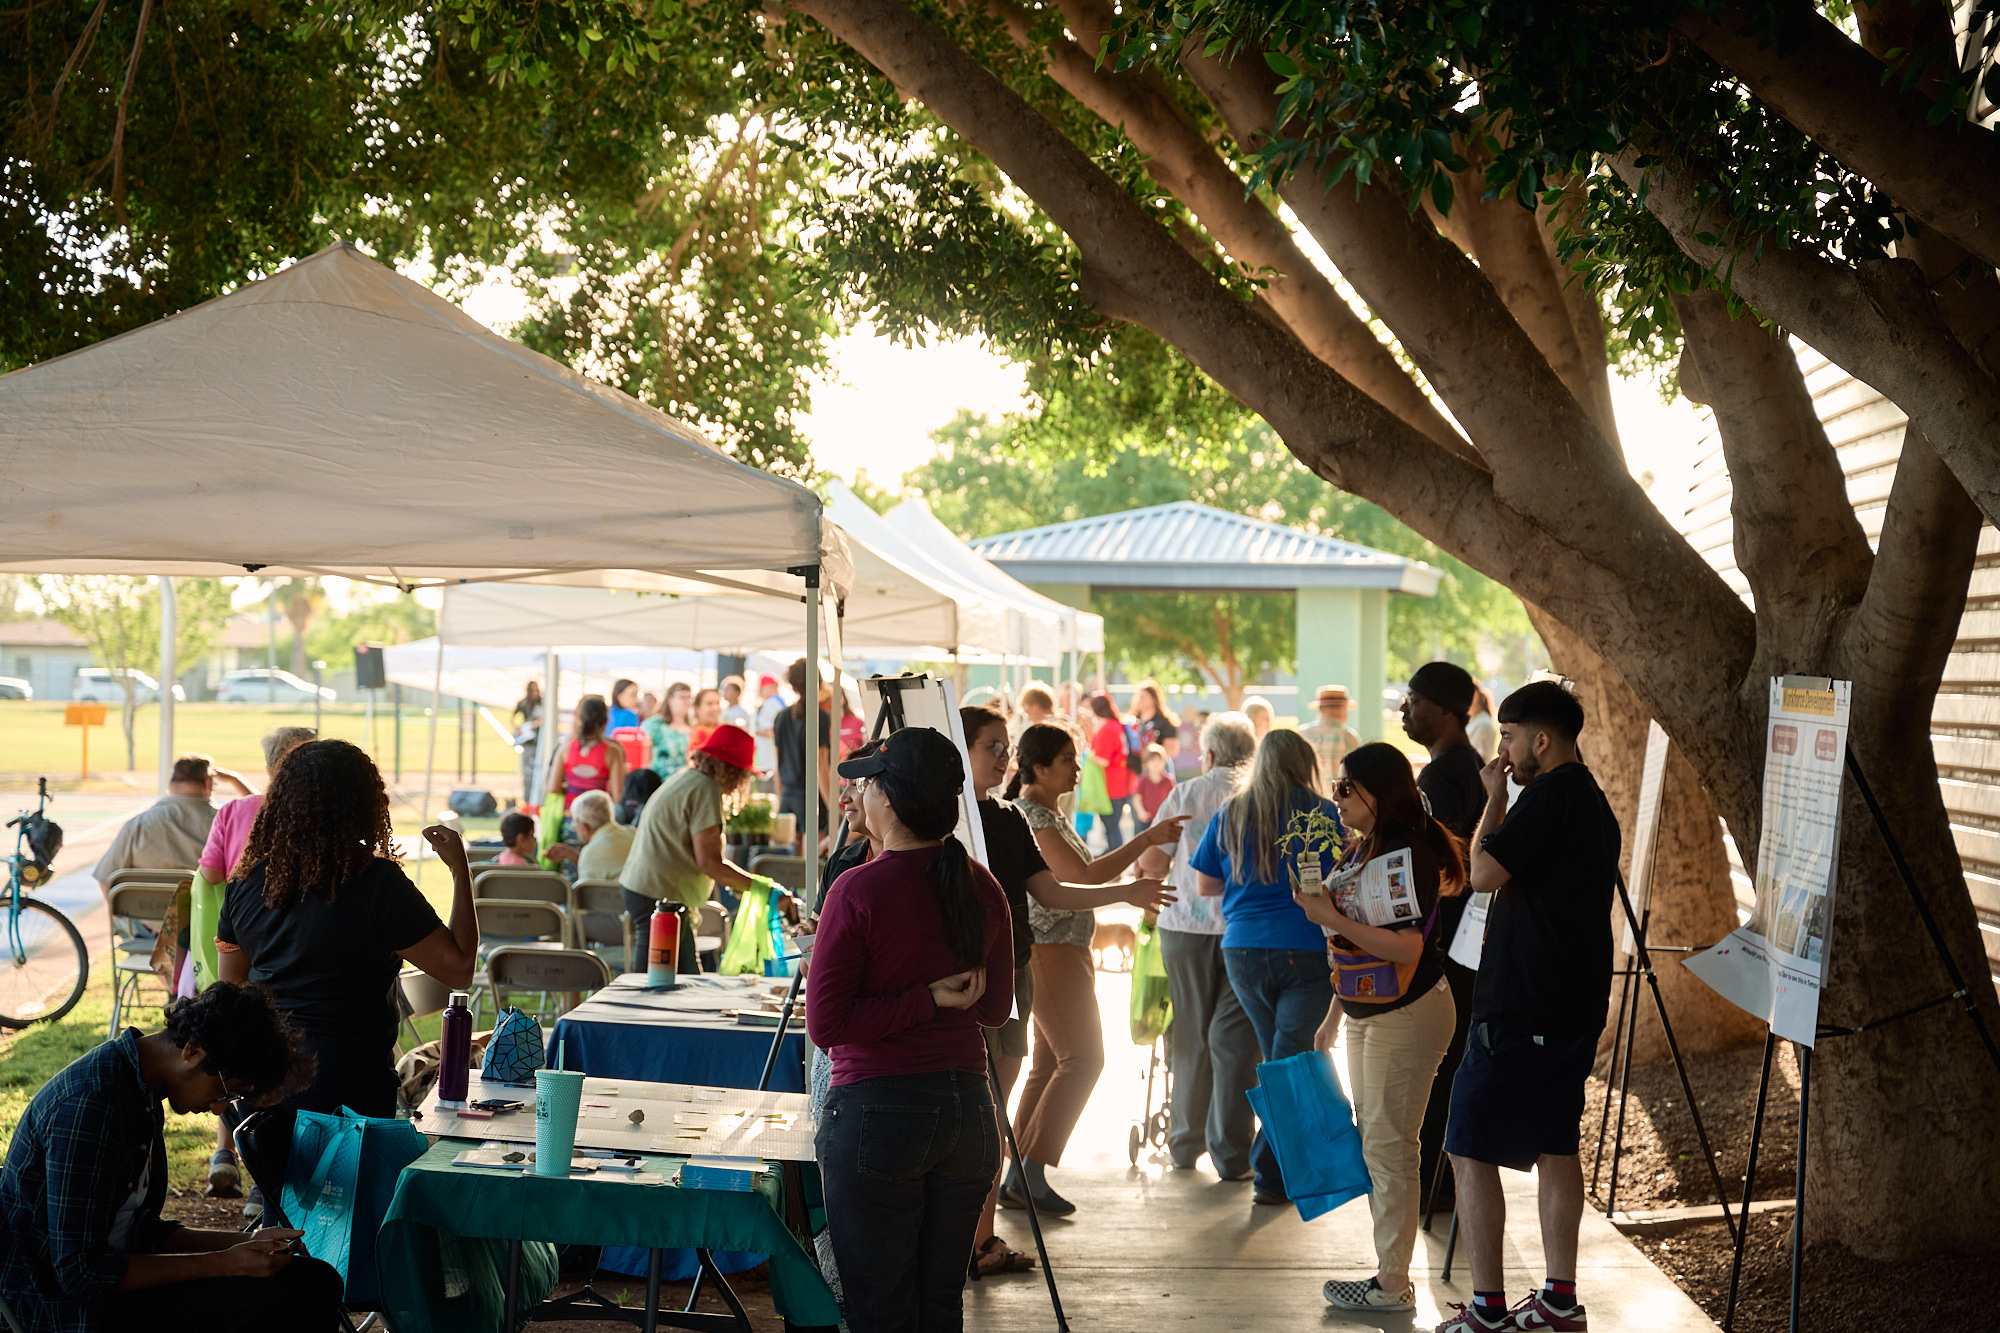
217, 739, 478, 1193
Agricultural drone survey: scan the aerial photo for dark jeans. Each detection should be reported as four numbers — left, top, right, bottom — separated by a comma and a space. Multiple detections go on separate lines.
621, 891, 700, 976
1419, 957, 1478, 1201
817, 1070, 999, 1333
103, 1255, 345, 1330
1223, 946, 1335, 1198
1101, 795, 1130, 850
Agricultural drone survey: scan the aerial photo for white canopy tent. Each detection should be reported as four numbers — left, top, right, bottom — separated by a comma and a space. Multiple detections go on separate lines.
0, 242, 846, 867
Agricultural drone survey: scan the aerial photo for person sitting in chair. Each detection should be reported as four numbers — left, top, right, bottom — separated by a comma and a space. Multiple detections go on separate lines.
0, 982, 343, 1332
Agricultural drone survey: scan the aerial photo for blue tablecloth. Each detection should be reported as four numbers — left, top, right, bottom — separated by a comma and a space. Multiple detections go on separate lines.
554, 973, 807, 1093
552, 973, 808, 1278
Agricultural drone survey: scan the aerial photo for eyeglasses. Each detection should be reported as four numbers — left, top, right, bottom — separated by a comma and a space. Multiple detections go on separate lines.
1332, 778, 1356, 799
978, 739, 1013, 759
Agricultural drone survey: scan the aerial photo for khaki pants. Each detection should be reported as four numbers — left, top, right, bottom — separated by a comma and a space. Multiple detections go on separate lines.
1015, 943, 1103, 1166
1346, 980, 1455, 1277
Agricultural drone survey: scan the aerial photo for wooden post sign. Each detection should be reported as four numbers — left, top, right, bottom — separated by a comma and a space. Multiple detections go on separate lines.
64, 703, 107, 779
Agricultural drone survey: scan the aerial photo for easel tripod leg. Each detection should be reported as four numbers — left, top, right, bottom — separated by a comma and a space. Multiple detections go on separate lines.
987, 1051, 1069, 1333
1788, 1043, 1810, 1333
1724, 1033, 1776, 1333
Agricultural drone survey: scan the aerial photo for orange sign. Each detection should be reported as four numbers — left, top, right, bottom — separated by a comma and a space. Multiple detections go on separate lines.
64, 703, 107, 779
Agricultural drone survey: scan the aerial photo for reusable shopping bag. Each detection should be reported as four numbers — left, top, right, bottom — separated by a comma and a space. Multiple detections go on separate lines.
283, 1107, 428, 1302
1129, 920, 1173, 1044
719, 882, 776, 975
1075, 757, 1112, 817
481, 1005, 545, 1082
1244, 1050, 1372, 1222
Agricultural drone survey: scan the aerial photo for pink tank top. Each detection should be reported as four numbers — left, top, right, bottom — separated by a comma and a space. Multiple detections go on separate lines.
564, 735, 613, 798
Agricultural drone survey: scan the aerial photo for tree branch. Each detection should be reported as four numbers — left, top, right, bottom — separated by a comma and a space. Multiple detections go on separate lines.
967, 0, 1475, 460
1671, 288, 1873, 649
1614, 150, 2000, 533
110, 0, 155, 232
1677, 3, 2000, 271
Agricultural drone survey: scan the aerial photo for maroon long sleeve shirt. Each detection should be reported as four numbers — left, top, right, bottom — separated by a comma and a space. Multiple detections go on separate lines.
807, 845, 1014, 1086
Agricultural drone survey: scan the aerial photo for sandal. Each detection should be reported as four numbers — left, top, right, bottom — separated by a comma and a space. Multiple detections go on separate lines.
973, 1236, 1035, 1275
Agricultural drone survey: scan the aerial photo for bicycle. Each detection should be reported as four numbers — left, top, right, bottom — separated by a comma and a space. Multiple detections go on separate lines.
0, 779, 90, 1027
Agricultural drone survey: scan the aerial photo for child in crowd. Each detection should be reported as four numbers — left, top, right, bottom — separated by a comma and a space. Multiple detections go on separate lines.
494, 811, 539, 866
1133, 743, 1176, 832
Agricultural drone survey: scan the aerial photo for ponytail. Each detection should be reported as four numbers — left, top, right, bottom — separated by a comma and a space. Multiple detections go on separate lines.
1003, 771, 1024, 801
931, 836, 989, 969
1008, 722, 1073, 803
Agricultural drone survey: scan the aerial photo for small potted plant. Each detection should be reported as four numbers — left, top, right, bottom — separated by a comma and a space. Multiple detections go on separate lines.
726, 796, 775, 854
1278, 806, 1345, 902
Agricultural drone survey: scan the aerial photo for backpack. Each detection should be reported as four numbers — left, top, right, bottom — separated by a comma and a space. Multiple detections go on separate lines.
1124, 721, 1147, 774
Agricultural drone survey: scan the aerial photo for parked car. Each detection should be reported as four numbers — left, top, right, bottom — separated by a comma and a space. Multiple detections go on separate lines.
72, 667, 183, 704
0, 677, 31, 701
215, 668, 336, 704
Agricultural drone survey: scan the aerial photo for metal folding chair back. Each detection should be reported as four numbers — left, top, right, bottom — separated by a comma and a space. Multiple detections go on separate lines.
747, 854, 809, 895
485, 946, 612, 1021
397, 967, 452, 1051
473, 898, 569, 947
103, 867, 194, 895
105, 882, 182, 1037
472, 868, 570, 906
694, 900, 727, 957
568, 879, 632, 972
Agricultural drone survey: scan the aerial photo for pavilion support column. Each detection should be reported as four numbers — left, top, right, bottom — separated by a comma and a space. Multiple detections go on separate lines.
1357, 590, 1387, 741
1296, 587, 1363, 731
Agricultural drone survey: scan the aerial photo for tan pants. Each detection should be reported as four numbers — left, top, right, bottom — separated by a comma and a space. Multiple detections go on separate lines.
1014, 943, 1103, 1166
1346, 980, 1456, 1277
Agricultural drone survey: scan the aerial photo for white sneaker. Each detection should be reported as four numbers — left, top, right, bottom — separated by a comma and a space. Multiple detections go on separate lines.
1324, 1277, 1416, 1310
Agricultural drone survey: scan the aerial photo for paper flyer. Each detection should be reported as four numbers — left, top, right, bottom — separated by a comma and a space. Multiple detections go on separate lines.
1448, 892, 1491, 969
1332, 847, 1420, 928
1683, 676, 1851, 1046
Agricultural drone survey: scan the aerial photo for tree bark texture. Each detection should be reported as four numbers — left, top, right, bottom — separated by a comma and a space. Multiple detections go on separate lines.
788, 0, 2000, 1254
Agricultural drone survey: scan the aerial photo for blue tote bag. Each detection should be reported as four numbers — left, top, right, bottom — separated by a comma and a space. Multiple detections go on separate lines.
284, 1107, 428, 1302
1244, 1050, 1373, 1221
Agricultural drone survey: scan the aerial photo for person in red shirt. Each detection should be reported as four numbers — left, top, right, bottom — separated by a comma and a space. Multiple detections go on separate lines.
1133, 743, 1176, 831
808, 726, 1013, 1333
1087, 692, 1134, 848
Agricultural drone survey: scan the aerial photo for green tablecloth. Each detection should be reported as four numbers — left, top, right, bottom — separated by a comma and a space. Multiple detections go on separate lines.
378, 1139, 841, 1332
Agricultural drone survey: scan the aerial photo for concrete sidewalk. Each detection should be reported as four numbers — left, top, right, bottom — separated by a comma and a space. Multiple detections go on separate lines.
970, 952, 1716, 1332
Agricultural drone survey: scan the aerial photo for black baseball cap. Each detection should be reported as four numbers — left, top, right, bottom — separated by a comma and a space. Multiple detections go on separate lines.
836, 726, 964, 785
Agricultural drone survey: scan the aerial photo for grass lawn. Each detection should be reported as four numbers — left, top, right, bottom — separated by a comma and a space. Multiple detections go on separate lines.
0, 700, 519, 791
0, 965, 222, 1195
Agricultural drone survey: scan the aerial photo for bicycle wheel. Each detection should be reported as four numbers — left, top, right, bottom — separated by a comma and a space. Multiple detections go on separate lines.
0, 898, 90, 1027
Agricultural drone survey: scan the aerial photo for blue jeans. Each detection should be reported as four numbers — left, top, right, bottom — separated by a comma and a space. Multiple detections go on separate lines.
1223, 947, 1335, 1197
818, 1070, 999, 1332
1102, 795, 1130, 849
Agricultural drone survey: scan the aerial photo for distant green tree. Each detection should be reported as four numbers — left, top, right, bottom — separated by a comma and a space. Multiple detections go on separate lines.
38, 577, 234, 767
306, 596, 437, 667
907, 412, 1536, 689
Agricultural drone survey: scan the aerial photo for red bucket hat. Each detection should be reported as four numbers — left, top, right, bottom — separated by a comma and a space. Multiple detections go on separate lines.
693, 722, 756, 772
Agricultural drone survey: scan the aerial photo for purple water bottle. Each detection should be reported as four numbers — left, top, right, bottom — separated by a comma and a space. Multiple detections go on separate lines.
438, 989, 472, 1107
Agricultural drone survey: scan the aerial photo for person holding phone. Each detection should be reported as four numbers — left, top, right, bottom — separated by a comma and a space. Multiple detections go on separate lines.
1293, 742, 1465, 1313
808, 727, 1013, 1333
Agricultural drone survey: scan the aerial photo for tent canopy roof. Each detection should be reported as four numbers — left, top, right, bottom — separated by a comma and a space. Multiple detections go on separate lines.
968, 501, 1440, 595
0, 243, 849, 597
879, 497, 1105, 655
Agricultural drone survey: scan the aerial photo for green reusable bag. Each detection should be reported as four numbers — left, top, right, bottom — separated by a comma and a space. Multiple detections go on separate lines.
719, 881, 775, 976
1076, 757, 1113, 817
1129, 920, 1173, 1044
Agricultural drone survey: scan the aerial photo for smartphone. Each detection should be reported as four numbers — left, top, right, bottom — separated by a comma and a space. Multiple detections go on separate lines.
470, 1099, 525, 1113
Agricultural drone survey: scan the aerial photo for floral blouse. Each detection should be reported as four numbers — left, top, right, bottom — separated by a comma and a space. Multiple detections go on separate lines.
643, 716, 691, 778
1015, 797, 1096, 949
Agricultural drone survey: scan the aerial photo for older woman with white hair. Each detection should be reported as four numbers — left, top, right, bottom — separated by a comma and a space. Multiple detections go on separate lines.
1135, 711, 1262, 1180
554, 789, 634, 881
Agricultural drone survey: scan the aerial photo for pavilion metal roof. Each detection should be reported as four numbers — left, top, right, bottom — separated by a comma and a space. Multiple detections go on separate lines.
967, 501, 1441, 594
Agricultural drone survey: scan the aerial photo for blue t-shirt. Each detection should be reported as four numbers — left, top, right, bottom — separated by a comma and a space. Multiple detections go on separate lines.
609, 706, 640, 731
1188, 790, 1342, 951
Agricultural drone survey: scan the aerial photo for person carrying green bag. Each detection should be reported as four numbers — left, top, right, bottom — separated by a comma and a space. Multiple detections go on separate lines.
620, 725, 778, 974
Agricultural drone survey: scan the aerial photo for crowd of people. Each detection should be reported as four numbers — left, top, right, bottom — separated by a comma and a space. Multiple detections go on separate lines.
23, 657, 1613, 1333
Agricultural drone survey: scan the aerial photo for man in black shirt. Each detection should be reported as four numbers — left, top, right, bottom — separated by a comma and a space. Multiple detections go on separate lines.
1400, 662, 1487, 1205
1438, 681, 1618, 1333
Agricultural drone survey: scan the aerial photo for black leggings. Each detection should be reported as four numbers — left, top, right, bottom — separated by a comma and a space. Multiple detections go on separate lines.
103, 1255, 345, 1330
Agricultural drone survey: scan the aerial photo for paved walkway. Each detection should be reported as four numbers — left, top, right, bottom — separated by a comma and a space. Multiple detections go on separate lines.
971, 944, 1717, 1332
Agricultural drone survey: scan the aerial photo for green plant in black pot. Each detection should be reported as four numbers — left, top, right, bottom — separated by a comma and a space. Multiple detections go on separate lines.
726, 796, 774, 849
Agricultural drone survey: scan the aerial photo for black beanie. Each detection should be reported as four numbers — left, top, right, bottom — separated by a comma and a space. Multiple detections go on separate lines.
1408, 662, 1476, 720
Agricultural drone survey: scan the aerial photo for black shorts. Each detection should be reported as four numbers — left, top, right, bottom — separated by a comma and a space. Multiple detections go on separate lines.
1444, 1021, 1598, 1171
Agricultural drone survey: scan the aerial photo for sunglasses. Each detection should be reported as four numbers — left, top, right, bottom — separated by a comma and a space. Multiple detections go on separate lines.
1332, 778, 1358, 799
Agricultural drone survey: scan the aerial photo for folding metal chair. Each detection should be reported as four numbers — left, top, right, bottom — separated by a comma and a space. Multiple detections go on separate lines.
568, 879, 633, 974
105, 880, 184, 1037
470, 900, 570, 1022
471, 867, 571, 908
484, 946, 613, 1023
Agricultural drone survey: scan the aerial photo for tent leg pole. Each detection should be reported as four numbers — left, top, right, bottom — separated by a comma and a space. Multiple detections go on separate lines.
804, 569, 820, 902
157, 576, 176, 796
420, 634, 443, 842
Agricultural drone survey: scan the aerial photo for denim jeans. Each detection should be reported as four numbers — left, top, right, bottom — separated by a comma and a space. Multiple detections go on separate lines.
818, 1070, 1000, 1333
1101, 795, 1130, 849
1223, 946, 1335, 1197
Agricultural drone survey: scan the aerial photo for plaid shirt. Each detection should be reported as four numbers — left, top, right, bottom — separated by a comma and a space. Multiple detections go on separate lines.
0, 1029, 180, 1331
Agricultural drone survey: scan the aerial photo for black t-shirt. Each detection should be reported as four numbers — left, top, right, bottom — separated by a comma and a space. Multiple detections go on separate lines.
1419, 743, 1487, 952
1137, 714, 1176, 749
218, 858, 444, 1051
978, 798, 1049, 963
1473, 761, 1620, 1036
774, 707, 832, 801
1333, 833, 1448, 1020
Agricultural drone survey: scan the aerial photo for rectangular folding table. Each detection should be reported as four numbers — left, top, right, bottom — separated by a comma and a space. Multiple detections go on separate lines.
551, 973, 810, 1092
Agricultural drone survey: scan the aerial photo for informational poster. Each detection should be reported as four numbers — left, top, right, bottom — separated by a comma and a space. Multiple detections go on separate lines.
1684, 676, 1851, 1046
1622, 721, 1673, 956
